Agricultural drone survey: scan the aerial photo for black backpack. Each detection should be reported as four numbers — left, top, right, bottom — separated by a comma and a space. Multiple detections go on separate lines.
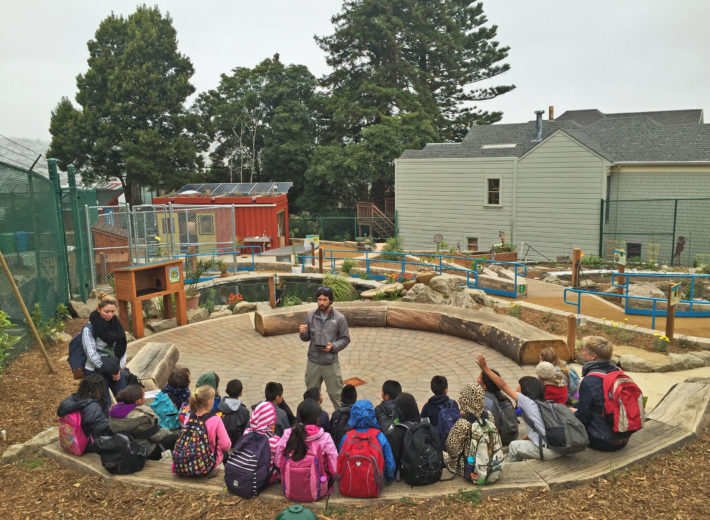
92, 433, 148, 474
330, 406, 352, 449
398, 420, 444, 486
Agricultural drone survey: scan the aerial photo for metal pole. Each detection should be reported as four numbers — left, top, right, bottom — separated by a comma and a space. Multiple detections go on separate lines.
168, 202, 175, 259
85, 204, 96, 290
231, 204, 237, 272
126, 203, 134, 267
143, 211, 148, 263
68, 165, 88, 301
670, 199, 678, 267
598, 199, 604, 257
48, 158, 70, 303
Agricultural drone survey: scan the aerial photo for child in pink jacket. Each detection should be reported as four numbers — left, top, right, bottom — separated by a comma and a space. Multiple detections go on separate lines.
274, 399, 338, 501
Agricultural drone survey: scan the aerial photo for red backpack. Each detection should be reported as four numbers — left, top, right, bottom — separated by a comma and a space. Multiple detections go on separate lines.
588, 371, 645, 434
337, 428, 385, 498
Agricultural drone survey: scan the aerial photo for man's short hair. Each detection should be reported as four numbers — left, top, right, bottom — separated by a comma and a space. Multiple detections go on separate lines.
226, 379, 243, 398
341, 384, 357, 405
584, 336, 613, 361
382, 380, 402, 399
265, 381, 283, 402
430, 375, 448, 396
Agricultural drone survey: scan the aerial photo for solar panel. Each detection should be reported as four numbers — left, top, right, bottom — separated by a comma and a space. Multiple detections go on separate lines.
176, 182, 293, 196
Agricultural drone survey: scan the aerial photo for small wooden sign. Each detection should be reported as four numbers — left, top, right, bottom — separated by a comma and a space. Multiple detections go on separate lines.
669, 283, 682, 307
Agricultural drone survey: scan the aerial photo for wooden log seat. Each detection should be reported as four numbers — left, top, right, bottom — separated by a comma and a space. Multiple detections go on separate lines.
126, 342, 179, 391
253, 301, 567, 365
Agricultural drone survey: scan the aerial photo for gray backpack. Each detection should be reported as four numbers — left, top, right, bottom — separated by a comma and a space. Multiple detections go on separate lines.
523, 401, 588, 458
485, 391, 518, 446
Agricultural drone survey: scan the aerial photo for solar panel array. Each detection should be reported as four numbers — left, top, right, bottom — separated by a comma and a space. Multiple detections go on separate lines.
176, 182, 292, 196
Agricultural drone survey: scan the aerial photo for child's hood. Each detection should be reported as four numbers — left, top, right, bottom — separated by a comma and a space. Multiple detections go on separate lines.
348, 399, 379, 430
109, 402, 138, 418
57, 394, 99, 416
304, 424, 325, 442
218, 397, 243, 413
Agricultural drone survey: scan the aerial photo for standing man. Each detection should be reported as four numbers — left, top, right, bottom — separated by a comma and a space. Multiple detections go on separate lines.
299, 286, 351, 410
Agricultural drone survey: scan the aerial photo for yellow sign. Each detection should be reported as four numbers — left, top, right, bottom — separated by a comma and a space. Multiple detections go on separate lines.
669, 283, 682, 307
614, 249, 627, 266
304, 235, 320, 249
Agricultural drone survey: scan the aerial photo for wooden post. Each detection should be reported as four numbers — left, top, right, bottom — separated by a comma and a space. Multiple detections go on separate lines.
269, 275, 275, 309
188, 246, 197, 273
615, 264, 626, 303
666, 283, 680, 340
318, 248, 324, 274
567, 314, 577, 361
0, 250, 54, 373
311, 243, 315, 267
571, 248, 581, 289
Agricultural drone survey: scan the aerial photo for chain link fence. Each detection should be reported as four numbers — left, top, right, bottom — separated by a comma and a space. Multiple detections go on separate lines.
289, 214, 398, 242
0, 160, 68, 358
601, 198, 710, 267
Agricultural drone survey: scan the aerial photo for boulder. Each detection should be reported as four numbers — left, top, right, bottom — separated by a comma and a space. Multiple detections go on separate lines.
415, 271, 437, 285
210, 309, 233, 319
142, 298, 161, 319
49, 331, 72, 346
1, 443, 24, 464
146, 318, 177, 333
401, 286, 445, 305
402, 280, 417, 290
628, 283, 667, 310
187, 308, 209, 324
690, 350, 710, 364
408, 283, 426, 296
464, 288, 493, 307
449, 292, 475, 309
428, 275, 463, 296
68, 300, 94, 319
360, 288, 377, 299
233, 302, 257, 314
666, 353, 689, 371
619, 354, 656, 372
669, 352, 707, 370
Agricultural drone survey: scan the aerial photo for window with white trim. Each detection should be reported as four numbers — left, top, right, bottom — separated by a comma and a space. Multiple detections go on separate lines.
485, 177, 501, 206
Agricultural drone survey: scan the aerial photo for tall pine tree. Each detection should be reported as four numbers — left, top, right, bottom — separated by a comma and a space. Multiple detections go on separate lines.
48, 5, 200, 204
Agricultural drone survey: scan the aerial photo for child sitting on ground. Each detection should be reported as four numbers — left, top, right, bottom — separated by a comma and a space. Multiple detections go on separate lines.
330, 384, 357, 448
196, 372, 221, 412
109, 384, 178, 459
259, 382, 295, 436
162, 367, 191, 409
421, 375, 460, 447
479, 368, 519, 446
275, 399, 339, 502
240, 401, 282, 482
303, 387, 331, 433
476, 354, 561, 462
218, 379, 250, 446
173, 385, 231, 477
539, 346, 580, 404
536, 361, 568, 404
57, 373, 112, 447
375, 380, 402, 432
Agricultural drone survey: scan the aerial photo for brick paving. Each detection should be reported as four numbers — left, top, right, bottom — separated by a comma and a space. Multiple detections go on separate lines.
128, 313, 534, 414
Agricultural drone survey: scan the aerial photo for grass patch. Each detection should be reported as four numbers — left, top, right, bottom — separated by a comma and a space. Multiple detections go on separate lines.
325, 504, 347, 516
400, 497, 417, 506
609, 465, 632, 481
509, 303, 521, 318
18, 456, 47, 470
448, 488, 482, 504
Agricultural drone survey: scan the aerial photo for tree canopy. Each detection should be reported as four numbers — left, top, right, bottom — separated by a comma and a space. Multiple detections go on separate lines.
48, 5, 200, 204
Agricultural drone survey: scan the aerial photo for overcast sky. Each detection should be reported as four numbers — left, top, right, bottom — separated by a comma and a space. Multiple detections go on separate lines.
1, 0, 709, 143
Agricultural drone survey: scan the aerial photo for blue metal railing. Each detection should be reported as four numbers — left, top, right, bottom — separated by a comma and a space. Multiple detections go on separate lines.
564, 271, 710, 328
305, 249, 528, 298
179, 245, 261, 281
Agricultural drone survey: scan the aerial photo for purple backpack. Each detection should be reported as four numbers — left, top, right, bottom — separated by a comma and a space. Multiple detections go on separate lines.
281, 439, 329, 502
224, 432, 272, 498
436, 400, 460, 449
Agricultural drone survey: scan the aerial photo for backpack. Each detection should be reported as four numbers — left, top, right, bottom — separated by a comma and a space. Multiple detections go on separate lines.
435, 401, 461, 450
178, 402, 191, 424
92, 433, 148, 474
281, 437, 330, 502
329, 407, 352, 449
376, 401, 401, 433
566, 365, 581, 401
456, 417, 504, 485
67, 323, 92, 380
494, 393, 519, 446
524, 401, 589, 458
337, 428, 385, 498
224, 432, 272, 498
221, 403, 249, 446
172, 412, 217, 477
58, 411, 90, 456
398, 420, 444, 486
588, 370, 645, 434
150, 391, 181, 430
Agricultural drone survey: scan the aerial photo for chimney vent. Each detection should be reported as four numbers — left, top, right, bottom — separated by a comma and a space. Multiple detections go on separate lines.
549, 105, 555, 120
533, 110, 544, 142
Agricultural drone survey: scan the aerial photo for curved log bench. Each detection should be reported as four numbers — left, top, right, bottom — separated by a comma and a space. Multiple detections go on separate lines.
254, 301, 568, 365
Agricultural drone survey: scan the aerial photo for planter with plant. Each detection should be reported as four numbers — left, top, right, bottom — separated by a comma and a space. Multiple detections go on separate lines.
184, 258, 217, 309
217, 260, 230, 277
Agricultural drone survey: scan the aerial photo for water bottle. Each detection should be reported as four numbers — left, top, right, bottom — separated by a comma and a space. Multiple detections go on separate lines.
463, 455, 475, 481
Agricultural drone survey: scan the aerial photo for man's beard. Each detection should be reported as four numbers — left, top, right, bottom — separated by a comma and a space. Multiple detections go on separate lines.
318, 302, 331, 313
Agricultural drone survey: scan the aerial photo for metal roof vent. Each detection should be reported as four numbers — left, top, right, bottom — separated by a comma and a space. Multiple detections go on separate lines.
532, 110, 544, 142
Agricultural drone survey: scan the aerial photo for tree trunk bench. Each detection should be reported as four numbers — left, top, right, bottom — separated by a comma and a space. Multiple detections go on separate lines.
254, 301, 567, 364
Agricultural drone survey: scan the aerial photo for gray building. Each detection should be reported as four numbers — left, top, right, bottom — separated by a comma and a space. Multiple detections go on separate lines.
396, 109, 710, 266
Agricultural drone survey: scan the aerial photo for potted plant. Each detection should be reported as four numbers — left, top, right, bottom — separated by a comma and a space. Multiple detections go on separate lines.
217, 260, 229, 277
184, 258, 216, 309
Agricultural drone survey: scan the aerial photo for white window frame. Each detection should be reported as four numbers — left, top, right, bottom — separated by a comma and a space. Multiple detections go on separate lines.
484, 176, 502, 207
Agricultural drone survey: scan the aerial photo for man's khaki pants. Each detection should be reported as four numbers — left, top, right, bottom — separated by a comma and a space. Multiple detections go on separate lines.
305, 359, 343, 411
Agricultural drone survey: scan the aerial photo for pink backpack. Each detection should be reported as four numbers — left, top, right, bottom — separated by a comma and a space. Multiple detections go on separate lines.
281, 440, 329, 502
58, 411, 90, 455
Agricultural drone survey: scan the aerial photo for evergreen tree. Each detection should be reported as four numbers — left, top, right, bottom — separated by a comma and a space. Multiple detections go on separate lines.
47, 5, 200, 204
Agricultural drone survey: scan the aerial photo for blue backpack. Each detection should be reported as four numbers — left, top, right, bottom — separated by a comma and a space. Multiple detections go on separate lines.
149, 391, 181, 430
436, 400, 460, 449
224, 432, 273, 498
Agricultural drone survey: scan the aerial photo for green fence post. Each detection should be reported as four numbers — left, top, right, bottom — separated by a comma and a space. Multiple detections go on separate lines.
68, 165, 88, 301
598, 200, 604, 257
48, 158, 70, 303
670, 198, 678, 267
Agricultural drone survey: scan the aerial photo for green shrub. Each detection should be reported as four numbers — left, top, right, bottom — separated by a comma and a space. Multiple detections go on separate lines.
27, 303, 65, 342
509, 303, 521, 318
281, 295, 303, 307
323, 273, 358, 301
0, 311, 19, 377
653, 334, 670, 352
381, 236, 403, 253
581, 254, 605, 268
341, 258, 355, 274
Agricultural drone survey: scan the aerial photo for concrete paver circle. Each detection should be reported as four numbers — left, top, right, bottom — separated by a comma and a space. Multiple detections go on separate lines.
129, 314, 535, 414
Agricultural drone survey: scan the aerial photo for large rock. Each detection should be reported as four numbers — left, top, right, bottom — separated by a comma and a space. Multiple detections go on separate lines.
233, 301, 257, 314
146, 318, 177, 333
428, 274, 463, 297
187, 308, 209, 323
402, 280, 417, 290
401, 286, 445, 304
143, 298, 161, 319
49, 331, 72, 346
415, 271, 437, 285
68, 300, 95, 319
210, 309, 233, 319
628, 283, 667, 310
126, 342, 179, 390
669, 352, 708, 370
619, 354, 656, 372
449, 292, 475, 309
464, 288, 493, 307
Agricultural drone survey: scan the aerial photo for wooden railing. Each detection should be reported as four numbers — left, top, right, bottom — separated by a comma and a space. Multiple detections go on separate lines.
356, 201, 396, 237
